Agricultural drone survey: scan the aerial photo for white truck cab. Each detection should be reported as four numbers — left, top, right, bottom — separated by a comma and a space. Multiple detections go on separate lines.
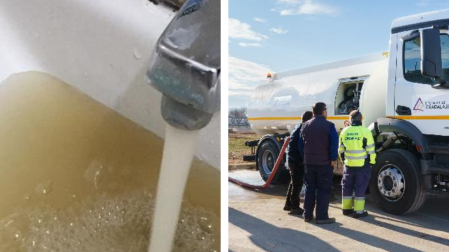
244, 9, 449, 215
388, 9, 449, 136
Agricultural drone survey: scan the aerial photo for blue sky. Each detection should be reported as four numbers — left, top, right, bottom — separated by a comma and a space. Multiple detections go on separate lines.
229, 0, 449, 108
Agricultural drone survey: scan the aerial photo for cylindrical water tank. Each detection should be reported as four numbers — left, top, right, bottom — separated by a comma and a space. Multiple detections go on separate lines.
247, 54, 388, 136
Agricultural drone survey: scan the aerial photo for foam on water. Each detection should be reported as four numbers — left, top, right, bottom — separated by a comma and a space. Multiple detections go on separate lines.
0, 190, 218, 252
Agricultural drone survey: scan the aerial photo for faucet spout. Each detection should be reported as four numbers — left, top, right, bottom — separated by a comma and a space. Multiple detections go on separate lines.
146, 0, 220, 130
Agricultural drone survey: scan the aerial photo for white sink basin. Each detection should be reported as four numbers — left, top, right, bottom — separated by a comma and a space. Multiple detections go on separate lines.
0, 0, 220, 169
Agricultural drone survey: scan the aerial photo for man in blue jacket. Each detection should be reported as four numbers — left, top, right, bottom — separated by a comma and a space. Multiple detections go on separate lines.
284, 110, 313, 215
299, 102, 338, 224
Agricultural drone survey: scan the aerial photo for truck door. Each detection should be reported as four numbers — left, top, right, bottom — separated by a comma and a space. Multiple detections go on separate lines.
394, 29, 449, 136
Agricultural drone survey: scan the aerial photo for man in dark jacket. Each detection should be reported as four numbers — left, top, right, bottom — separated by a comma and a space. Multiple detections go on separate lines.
298, 102, 338, 224
284, 111, 313, 215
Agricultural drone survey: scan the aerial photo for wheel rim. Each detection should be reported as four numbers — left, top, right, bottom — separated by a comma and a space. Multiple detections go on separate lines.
377, 165, 405, 202
262, 150, 275, 176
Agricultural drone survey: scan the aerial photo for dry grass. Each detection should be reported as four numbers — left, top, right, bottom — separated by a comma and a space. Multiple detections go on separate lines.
228, 132, 258, 164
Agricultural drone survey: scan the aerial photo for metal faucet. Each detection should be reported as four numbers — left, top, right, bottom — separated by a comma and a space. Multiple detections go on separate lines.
146, 0, 220, 130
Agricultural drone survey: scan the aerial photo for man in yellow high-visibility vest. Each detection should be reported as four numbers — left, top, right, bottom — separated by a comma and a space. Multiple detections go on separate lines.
338, 110, 376, 218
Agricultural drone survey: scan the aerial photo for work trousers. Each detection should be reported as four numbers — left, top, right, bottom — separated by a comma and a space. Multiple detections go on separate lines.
285, 160, 304, 208
303, 165, 333, 220
341, 164, 371, 212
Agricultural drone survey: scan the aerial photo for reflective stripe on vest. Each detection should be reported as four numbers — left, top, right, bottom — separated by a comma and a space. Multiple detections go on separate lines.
346, 155, 367, 160
345, 149, 365, 154
365, 143, 375, 149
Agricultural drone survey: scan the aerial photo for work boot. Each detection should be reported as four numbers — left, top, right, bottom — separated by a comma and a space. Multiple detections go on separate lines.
289, 207, 304, 216
283, 204, 291, 211
302, 213, 313, 223
342, 209, 354, 216
353, 210, 368, 218
316, 217, 336, 224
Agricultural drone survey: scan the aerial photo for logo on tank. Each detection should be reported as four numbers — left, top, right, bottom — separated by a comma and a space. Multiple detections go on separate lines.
413, 96, 449, 113
413, 98, 424, 112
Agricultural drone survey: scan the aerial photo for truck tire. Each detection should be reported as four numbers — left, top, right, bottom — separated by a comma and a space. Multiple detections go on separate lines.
256, 139, 289, 184
369, 149, 427, 215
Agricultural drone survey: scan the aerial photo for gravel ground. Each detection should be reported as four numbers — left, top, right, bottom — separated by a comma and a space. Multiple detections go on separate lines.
229, 170, 449, 252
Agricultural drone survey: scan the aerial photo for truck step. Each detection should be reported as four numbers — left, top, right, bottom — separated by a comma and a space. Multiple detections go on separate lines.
428, 144, 449, 154
425, 164, 449, 175
428, 188, 449, 196
243, 154, 256, 162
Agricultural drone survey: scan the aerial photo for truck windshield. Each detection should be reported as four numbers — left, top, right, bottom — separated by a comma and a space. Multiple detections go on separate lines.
403, 33, 449, 85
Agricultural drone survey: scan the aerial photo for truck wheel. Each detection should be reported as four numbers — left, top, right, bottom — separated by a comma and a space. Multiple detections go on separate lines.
369, 149, 427, 215
257, 140, 288, 184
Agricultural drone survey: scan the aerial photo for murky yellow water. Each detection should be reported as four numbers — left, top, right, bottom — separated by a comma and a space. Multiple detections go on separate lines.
0, 72, 220, 252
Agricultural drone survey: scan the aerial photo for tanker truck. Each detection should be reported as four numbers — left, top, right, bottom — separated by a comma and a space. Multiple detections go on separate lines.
243, 9, 449, 215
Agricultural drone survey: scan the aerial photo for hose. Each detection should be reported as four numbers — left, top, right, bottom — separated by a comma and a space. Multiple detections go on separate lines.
228, 137, 290, 190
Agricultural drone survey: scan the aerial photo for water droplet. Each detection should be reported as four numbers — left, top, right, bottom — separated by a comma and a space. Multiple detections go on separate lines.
85, 160, 107, 189
94, 169, 102, 189
35, 180, 52, 195
2, 216, 14, 228
133, 48, 142, 60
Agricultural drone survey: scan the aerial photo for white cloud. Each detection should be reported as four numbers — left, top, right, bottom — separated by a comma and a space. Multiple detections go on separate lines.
229, 57, 273, 107
270, 27, 289, 34
229, 18, 268, 41
238, 42, 263, 47
253, 17, 267, 23
275, 0, 337, 16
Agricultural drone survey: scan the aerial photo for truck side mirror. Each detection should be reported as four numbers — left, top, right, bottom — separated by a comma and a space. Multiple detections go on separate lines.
421, 28, 442, 79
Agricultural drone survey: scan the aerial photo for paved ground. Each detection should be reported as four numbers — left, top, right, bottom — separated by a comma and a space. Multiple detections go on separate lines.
229, 170, 449, 252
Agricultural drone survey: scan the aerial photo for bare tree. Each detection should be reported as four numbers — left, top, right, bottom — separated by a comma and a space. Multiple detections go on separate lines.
229, 107, 247, 118
229, 107, 249, 127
